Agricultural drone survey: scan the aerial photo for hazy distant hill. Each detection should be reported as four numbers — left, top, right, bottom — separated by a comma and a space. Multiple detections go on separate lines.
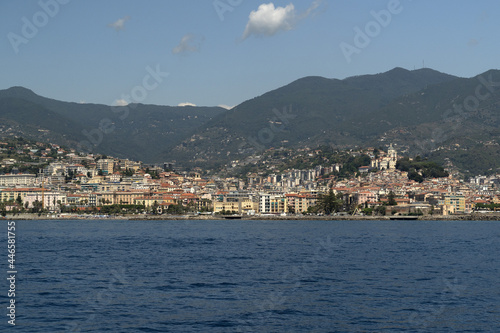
0, 87, 226, 162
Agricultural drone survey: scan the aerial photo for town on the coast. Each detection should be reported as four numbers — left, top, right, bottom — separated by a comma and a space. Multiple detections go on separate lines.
1, 137, 499, 219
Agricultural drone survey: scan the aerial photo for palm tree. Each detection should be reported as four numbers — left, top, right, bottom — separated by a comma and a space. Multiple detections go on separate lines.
317, 189, 343, 215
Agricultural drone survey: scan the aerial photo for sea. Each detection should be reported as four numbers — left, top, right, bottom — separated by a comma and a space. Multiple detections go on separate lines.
1, 219, 500, 332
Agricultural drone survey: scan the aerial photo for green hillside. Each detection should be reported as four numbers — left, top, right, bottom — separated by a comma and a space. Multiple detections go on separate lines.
166, 67, 458, 165
0, 87, 226, 162
0, 97, 83, 145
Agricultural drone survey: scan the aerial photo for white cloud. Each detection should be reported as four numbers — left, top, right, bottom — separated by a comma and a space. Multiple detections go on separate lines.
108, 16, 130, 31
301, 0, 323, 18
242, 3, 295, 40
114, 99, 129, 106
172, 34, 204, 55
242, 1, 322, 40
178, 102, 197, 107
218, 104, 235, 110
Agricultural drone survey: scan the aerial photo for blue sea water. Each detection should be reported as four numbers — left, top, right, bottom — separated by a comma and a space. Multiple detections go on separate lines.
1, 219, 500, 332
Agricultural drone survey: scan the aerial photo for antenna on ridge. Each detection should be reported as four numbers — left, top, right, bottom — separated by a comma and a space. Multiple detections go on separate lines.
422, 60, 425, 69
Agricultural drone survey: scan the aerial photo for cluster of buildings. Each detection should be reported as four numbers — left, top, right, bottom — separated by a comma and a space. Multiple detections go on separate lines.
1, 141, 500, 216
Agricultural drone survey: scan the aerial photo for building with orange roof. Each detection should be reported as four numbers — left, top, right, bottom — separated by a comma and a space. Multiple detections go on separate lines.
134, 195, 176, 208
100, 190, 150, 205
293, 193, 317, 213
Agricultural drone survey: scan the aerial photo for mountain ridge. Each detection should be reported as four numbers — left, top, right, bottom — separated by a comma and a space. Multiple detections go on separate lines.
1, 67, 499, 175
165, 67, 460, 166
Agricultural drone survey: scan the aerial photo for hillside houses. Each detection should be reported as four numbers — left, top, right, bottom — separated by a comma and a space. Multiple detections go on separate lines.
1, 140, 500, 217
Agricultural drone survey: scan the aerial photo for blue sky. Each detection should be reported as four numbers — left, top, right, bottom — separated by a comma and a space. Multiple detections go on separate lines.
1, 0, 499, 109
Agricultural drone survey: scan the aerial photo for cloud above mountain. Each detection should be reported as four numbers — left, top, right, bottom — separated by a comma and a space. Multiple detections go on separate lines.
114, 99, 129, 106
178, 102, 197, 107
218, 104, 235, 110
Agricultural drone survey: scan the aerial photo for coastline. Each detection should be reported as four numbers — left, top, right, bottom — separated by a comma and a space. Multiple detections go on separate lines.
3, 213, 500, 221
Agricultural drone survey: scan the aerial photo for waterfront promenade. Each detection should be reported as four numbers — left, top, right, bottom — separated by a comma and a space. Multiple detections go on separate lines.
3, 213, 500, 221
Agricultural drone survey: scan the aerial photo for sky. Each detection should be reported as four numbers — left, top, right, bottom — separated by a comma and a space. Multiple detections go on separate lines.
1, 0, 499, 109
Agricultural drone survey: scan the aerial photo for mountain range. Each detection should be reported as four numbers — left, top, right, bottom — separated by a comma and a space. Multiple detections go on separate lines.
1, 67, 499, 175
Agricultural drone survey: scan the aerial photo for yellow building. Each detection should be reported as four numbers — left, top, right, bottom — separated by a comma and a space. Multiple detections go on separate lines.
442, 194, 465, 213
1, 188, 46, 204
101, 191, 149, 205
269, 196, 288, 214
213, 198, 258, 214
134, 195, 176, 208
